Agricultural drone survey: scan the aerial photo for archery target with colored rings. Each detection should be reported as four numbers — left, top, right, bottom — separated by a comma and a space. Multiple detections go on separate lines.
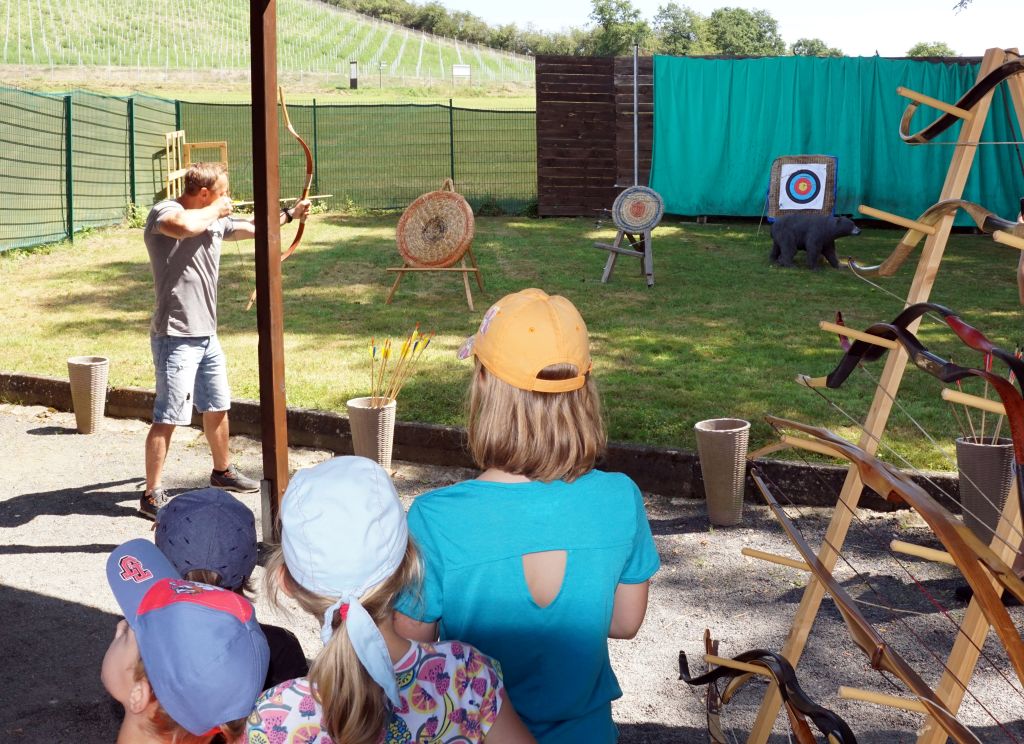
778, 163, 827, 211
612, 186, 664, 232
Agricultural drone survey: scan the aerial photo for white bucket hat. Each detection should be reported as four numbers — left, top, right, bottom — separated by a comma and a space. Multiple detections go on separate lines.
280, 456, 408, 705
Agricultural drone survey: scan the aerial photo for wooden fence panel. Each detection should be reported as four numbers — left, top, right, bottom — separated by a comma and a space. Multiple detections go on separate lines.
536, 55, 655, 218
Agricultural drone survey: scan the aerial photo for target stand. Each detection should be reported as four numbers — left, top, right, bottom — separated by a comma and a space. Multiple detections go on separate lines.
594, 186, 664, 287
386, 179, 483, 310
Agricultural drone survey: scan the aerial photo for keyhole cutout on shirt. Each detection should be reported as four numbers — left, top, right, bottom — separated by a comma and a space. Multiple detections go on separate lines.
522, 550, 567, 608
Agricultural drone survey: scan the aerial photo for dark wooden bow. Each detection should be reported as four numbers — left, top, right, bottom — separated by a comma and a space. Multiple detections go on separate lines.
849, 199, 1024, 277
245, 86, 314, 311
762, 416, 1024, 686
680, 644, 858, 744
752, 467, 986, 744
815, 302, 1024, 395
808, 306, 1024, 532
900, 56, 1024, 143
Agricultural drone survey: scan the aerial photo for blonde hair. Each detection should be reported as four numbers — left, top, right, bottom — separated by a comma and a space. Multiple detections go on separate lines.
468, 361, 606, 482
181, 568, 255, 598
133, 659, 247, 744
263, 541, 422, 744
183, 162, 227, 195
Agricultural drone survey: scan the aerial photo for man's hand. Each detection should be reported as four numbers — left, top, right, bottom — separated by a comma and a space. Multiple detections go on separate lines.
291, 198, 312, 221
213, 195, 233, 219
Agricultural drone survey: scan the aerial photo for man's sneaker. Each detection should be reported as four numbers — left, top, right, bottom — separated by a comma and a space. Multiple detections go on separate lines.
210, 464, 260, 493
139, 488, 171, 520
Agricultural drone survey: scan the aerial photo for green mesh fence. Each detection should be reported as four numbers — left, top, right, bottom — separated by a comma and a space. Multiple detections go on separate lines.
0, 86, 177, 252
181, 101, 537, 213
1, 90, 537, 253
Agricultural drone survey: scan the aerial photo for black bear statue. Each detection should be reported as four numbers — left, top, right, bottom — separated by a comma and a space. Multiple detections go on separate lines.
769, 214, 861, 269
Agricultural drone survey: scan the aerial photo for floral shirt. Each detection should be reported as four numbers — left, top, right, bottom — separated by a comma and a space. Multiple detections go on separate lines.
246, 640, 504, 744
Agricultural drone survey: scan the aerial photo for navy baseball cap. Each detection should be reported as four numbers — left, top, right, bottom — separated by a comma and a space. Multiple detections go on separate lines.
155, 488, 257, 590
106, 539, 269, 735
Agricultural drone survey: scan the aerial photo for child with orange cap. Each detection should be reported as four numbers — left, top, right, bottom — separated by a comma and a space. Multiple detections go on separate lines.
394, 288, 660, 743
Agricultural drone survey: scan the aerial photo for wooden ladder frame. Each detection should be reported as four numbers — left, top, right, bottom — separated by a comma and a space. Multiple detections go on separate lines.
746, 47, 1024, 744
164, 130, 229, 198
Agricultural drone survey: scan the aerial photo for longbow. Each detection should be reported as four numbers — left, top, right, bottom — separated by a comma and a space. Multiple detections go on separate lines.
849, 199, 1024, 277
900, 55, 1024, 144
753, 467, 987, 744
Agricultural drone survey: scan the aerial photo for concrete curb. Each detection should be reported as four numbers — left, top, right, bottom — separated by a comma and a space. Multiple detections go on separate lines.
0, 371, 959, 510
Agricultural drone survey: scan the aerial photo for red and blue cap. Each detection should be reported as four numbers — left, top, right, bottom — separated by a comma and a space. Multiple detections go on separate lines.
106, 539, 269, 735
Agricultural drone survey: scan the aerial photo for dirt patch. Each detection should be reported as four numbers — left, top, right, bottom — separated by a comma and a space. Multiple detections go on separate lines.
0, 403, 1020, 742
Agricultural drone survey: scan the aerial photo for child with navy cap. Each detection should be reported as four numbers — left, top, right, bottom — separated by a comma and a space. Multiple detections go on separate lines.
103, 538, 269, 743
247, 456, 535, 744
155, 487, 308, 690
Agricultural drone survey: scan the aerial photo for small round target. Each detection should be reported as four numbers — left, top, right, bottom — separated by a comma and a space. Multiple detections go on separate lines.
784, 169, 822, 205
611, 186, 664, 232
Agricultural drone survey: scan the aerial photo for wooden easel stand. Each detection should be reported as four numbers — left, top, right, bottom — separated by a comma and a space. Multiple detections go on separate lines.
594, 229, 654, 286
385, 248, 484, 311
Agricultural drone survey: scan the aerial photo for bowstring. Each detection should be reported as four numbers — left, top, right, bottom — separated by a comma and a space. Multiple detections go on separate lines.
807, 368, 1024, 555
757, 429, 1024, 739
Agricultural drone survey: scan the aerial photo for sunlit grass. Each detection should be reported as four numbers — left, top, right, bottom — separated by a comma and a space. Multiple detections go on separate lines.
3, 214, 1021, 472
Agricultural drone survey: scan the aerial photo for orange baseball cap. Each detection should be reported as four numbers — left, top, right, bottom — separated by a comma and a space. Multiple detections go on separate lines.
458, 288, 592, 393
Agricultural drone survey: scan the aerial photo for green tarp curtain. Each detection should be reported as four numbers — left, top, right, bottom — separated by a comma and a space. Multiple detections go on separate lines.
649, 55, 1024, 225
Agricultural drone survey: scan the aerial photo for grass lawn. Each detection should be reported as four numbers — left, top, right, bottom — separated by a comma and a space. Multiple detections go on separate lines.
2, 214, 1020, 472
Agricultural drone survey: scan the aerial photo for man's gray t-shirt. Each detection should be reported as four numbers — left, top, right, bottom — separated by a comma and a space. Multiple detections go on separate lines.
145, 200, 235, 337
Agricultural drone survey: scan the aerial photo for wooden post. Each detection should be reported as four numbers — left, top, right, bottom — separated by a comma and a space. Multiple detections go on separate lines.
250, 0, 289, 536
747, 47, 1015, 744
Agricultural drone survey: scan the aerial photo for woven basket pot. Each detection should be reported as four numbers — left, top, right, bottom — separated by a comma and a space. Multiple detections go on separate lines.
694, 418, 750, 526
67, 356, 109, 434
955, 436, 1013, 545
347, 396, 397, 471
396, 178, 475, 268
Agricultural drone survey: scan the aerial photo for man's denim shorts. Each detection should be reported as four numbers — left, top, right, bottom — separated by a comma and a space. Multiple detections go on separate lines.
151, 335, 231, 425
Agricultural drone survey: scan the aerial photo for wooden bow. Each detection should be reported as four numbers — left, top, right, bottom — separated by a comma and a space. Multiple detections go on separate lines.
752, 467, 986, 744
804, 306, 1024, 528
680, 643, 858, 744
762, 415, 1024, 685
849, 199, 1024, 277
900, 55, 1024, 143
245, 86, 314, 311
808, 302, 1024, 394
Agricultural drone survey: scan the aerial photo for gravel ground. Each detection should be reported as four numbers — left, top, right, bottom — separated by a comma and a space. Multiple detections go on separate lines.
1, 403, 1021, 743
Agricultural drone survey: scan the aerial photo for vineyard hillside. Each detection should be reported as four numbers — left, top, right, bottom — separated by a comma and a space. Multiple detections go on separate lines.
1, 0, 533, 84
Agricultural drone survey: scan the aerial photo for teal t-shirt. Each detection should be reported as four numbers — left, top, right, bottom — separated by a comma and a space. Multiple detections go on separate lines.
395, 470, 661, 743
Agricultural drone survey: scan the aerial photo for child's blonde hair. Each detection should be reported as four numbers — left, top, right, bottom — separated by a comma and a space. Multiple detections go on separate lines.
468, 360, 606, 482
263, 541, 421, 744
133, 659, 248, 744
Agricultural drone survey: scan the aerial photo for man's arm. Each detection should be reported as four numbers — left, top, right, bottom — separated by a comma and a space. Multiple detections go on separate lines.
156, 196, 233, 239
224, 200, 312, 241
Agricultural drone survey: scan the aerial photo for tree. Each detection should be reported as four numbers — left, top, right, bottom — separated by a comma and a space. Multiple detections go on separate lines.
706, 7, 786, 56
790, 38, 843, 57
906, 41, 957, 57
652, 3, 710, 56
589, 0, 652, 56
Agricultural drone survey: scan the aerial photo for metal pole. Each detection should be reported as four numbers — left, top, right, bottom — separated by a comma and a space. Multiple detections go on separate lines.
448, 98, 456, 183
633, 44, 639, 186
127, 97, 137, 205
312, 98, 320, 195
250, 0, 289, 537
64, 95, 74, 242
